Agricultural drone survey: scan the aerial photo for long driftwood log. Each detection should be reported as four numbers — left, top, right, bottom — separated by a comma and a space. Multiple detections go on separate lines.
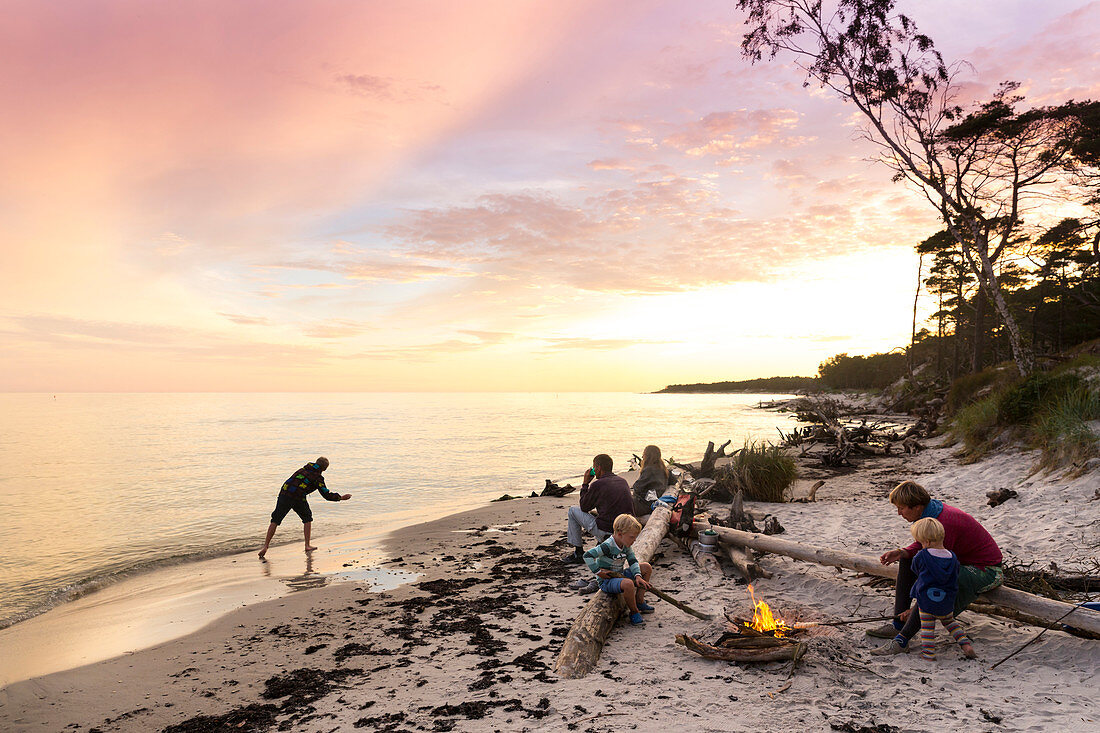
554, 504, 672, 679
704, 524, 1100, 637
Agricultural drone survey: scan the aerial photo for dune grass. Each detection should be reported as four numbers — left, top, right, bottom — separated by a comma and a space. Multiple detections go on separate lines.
950, 368, 1100, 472
729, 440, 797, 502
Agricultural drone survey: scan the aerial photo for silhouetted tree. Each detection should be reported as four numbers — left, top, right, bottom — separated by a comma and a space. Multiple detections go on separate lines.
736, 0, 1099, 376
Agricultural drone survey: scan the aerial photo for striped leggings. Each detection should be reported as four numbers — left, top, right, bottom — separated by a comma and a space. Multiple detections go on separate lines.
918, 609, 970, 660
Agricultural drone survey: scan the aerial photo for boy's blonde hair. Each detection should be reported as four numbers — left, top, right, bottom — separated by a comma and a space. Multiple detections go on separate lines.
911, 517, 945, 544
889, 480, 930, 508
612, 513, 643, 534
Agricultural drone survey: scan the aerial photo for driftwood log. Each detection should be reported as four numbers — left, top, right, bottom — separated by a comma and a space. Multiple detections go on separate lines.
690, 540, 723, 575
719, 540, 771, 581
699, 439, 733, 477
554, 504, 672, 679
790, 480, 824, 503
703, 524, 1100, 637
969, 601, 1100, 640
728, 490, 759, 532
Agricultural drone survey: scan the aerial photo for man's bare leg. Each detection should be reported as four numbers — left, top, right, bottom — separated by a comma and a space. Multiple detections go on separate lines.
303, 521, 317, 552
258, 522, 278, 558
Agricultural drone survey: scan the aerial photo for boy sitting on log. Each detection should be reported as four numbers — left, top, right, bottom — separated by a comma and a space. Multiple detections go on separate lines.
583, 514, 654, 626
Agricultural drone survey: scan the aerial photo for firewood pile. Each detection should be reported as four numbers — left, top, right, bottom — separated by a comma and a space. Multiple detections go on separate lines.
676, 598, 808, 663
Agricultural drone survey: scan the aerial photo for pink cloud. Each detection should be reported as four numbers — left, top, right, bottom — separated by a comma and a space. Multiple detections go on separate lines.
660, 109, 804, 156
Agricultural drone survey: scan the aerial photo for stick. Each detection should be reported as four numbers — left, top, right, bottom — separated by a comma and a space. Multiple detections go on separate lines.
989, 597, 1097, 670
607, 572, 713, 621
648, 586, 714, 620
794, 614, 898, 628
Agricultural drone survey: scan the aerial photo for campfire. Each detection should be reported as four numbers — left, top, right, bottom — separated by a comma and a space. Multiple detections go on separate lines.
747, 584, 793, 637
675, 585, 806, 665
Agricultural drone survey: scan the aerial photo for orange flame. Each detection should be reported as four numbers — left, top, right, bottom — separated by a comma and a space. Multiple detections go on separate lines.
747, 584, 790, 637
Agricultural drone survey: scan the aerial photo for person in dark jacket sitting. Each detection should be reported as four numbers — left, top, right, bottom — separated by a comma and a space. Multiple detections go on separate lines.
631, 444, 673, 517
563, 453, 634, 564
259, 457, 351, 558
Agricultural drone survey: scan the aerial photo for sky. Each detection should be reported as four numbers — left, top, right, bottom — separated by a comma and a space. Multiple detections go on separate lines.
2, 0, 1099, 392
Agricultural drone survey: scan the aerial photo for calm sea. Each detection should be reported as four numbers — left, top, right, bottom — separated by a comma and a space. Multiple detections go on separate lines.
0, 392, 792, 629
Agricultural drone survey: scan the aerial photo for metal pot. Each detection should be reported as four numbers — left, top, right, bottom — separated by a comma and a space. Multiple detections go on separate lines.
697, 529, 719, 546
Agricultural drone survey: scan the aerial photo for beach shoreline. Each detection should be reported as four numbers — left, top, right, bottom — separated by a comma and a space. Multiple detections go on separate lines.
2, 414, 1098, 732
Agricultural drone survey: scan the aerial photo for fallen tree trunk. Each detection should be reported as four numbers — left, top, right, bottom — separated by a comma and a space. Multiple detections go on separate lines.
554, 504, 672, 679
704, 524, 1100, 637
969, 601, 1100, 640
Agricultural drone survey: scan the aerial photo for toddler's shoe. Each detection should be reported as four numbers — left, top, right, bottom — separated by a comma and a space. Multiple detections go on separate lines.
629, 612, 645, 626
637, 602, 655, 614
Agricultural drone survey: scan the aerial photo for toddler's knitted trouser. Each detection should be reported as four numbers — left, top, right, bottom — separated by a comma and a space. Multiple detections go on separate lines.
918, 609, 970, 660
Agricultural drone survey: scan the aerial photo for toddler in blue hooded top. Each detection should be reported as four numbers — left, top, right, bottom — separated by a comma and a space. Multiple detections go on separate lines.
909, 517, 978, 660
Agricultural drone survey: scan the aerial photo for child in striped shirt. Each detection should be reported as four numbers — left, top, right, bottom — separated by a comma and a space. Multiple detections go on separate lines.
583, 514, 654, 626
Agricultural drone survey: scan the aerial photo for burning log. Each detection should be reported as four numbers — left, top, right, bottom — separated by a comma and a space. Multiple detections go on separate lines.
553, 504, 671, 679
678, 585, 806, 662
703, 523, 1100, 636
675, 634, 806, 663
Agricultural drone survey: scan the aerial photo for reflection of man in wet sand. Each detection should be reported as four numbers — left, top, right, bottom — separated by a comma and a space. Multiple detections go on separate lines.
258, 457, 351, 558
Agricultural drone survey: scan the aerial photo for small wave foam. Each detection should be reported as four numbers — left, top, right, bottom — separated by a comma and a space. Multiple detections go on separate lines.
0, 536, 265, 631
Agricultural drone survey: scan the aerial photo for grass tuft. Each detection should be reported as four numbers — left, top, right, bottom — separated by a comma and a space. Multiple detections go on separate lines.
949, 367, 1100, 472
728, 441, 798, 502
1032, 384, 1100, 475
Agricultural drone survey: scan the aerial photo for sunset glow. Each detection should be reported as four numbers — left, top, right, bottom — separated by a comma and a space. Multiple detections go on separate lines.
3, 0, 1098, 391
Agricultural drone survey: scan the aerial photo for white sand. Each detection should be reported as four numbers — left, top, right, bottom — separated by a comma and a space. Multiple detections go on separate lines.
1, 442, 1097, 733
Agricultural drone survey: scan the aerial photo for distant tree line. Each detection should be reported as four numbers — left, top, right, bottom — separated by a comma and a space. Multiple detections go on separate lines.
657, 376, 819, 393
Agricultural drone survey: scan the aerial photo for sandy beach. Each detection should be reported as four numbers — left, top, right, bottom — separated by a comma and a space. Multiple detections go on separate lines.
1, 435, 1098, 732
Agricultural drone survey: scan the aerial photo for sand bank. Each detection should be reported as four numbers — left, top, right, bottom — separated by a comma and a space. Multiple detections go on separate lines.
1, 445, 1097, 732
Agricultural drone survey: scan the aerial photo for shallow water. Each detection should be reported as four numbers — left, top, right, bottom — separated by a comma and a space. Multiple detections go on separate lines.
0, 391, 792, 628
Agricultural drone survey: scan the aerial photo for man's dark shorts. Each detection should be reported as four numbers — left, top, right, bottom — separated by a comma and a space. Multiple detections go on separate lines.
271, 494, 313, 525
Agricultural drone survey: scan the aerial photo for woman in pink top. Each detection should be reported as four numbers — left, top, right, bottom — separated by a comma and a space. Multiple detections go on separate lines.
869, 481, 1003, 656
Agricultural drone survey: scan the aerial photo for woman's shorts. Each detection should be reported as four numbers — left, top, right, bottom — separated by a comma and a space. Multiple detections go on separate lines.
599, 568, 640, 595
271, 495, 313, 525
955, 564, 1003, 613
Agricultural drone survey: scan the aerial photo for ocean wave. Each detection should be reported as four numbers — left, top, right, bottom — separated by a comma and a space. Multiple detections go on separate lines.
0, 536, 269, 631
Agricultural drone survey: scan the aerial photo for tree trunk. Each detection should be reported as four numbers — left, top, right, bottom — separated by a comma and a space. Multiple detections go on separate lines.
972, 289, 986, 373
971, 241, 1034, 376
909, 250, 923, 379
705, 525, 1100, 636
553, 504, 672, 679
